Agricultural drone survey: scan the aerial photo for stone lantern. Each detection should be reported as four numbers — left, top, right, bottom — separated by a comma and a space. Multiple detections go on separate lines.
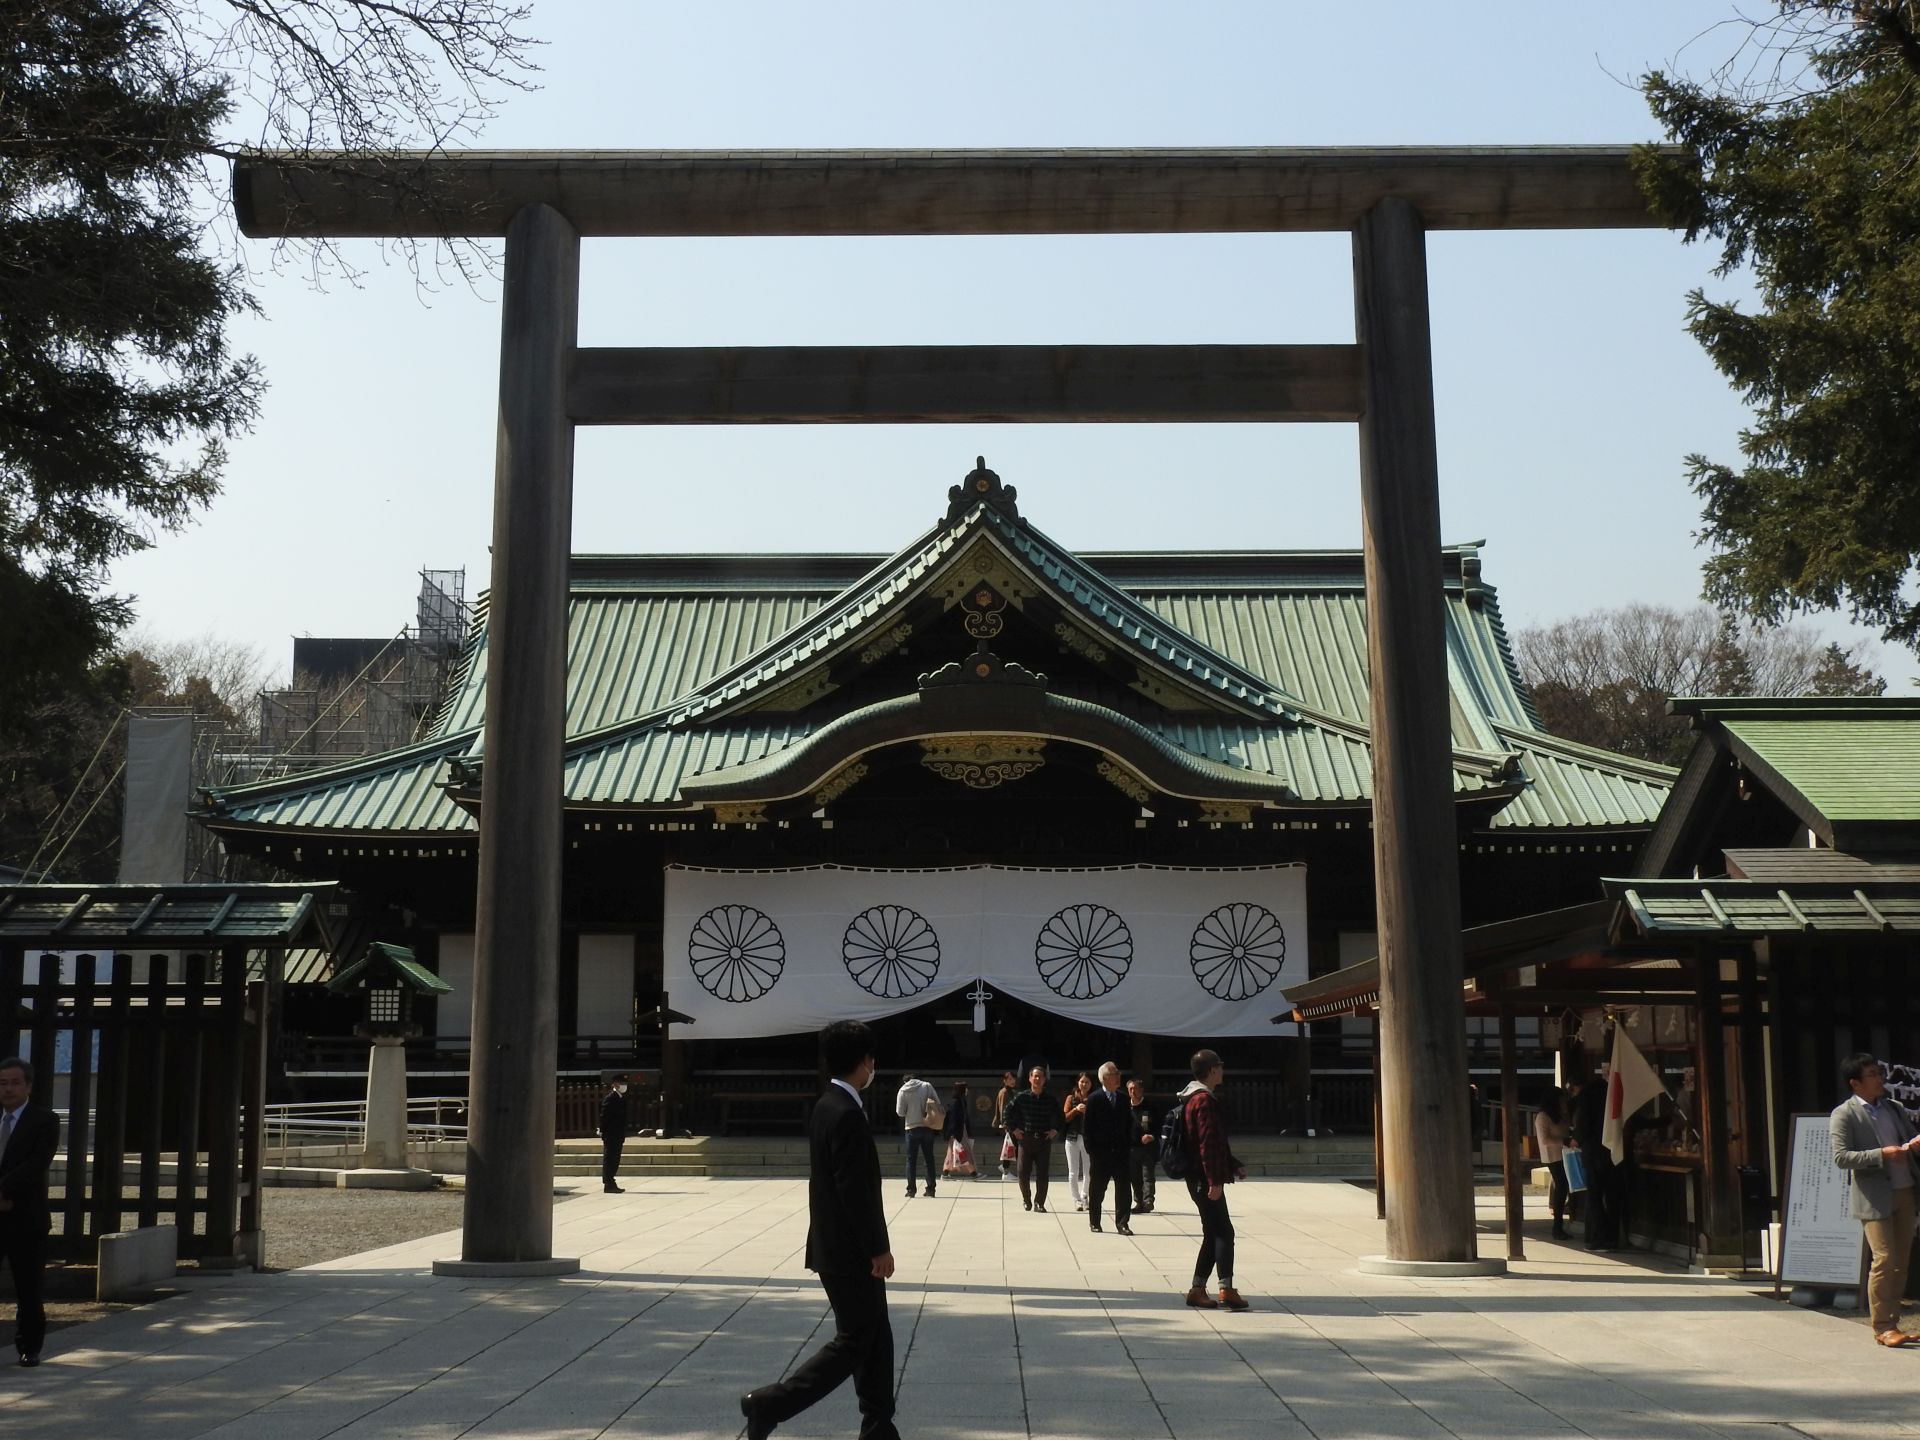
328, 941, 451, 1184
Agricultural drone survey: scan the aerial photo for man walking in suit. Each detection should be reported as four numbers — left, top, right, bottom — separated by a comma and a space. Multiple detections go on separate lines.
741, 1020, 900, 1440
1831, 1052, 1920, 1347
598, 1073, 630, 1194
0, 1056, 59, 1366
1084, 1061, 1134, 1235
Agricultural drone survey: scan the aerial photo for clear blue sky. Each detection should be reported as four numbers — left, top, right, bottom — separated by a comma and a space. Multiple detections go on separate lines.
112, 2, 1911, 689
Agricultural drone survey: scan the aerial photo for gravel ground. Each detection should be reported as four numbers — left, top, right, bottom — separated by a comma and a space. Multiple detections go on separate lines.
260, 1184, 469, 1272
7, 1184, 475, 1348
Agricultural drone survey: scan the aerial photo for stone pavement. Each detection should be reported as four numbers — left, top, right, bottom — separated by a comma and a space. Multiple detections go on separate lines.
6, 1174, 1915, 1440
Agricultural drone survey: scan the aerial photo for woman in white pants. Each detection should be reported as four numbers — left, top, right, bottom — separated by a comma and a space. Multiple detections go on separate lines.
1062, 1071, 1093, 1209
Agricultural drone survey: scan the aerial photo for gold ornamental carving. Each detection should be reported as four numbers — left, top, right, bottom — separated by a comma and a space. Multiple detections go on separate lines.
748, 670, 836, 713
934, 541, 1033, 609
709, 803, 768, 825
812, 761, 870, 807
962, 582, 1007, 639
1095, 760, 1150, 804
1198, 801, 1254, 824
919, 736, 1046, 790
1054, 622, 1109, 665
858, 623, 914, 666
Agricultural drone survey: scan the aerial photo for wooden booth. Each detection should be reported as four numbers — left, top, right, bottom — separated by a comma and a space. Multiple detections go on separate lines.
0, 883, 336, 1265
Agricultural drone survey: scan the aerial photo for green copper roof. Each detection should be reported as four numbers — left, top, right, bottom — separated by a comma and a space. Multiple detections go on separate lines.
1721, 719, 1920, 822
1666, 698, 1920, 850
329, 940, 453, 995
203, 489, 1671, 838
1605, 875, 1920, 937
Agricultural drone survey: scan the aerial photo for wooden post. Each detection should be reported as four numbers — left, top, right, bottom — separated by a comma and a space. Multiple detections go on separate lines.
138, 955, 167, 1230
1371, 1013, 1386, 1221
1131, 1030, 1155, 1091
89, 954, 131, 1244
1695, 945, 1743, 1261
663, 1033, 687, 1137
459, 201, 580, 1269
63, 954, 97, 1248
1499, 1007, 1525, 1261
1354, 197, 1479, 1265
238, 978, 270, 1267
202, 946, 246, 1259
176, 954, 206, 1256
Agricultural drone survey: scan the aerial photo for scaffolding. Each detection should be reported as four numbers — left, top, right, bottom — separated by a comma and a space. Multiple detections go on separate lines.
210, 568, 471, 793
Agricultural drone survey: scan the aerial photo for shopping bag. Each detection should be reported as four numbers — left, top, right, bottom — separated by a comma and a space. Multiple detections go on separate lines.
1563, 1147, 1589, 1193
944, 1138, 975, 1176
1000, 1133, 1017, 1163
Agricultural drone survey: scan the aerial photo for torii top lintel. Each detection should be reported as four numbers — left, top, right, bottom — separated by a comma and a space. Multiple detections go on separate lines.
232, 145, 1677, 240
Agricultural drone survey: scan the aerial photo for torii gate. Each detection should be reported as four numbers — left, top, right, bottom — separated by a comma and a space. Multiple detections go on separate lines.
234, 147, 1668, 1275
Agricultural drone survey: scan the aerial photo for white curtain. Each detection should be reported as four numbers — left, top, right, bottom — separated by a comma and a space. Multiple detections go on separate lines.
663, 864, 1308, 1039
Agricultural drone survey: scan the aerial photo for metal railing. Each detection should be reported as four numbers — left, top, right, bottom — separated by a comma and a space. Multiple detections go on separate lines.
261, 1097, 468, 1164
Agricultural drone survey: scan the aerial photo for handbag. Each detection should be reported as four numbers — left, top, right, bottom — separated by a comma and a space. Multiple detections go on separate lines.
1563, 1147, 1589, 1193
1000, 1133, 1017, 1163
944, 1138, 975, 1176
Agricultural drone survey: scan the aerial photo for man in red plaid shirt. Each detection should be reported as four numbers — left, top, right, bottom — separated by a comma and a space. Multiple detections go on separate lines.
1177, 1048, 1249, 1311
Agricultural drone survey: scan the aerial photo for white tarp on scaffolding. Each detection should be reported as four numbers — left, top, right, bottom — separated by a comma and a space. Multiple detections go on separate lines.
663, 864, 1308, 1039
118, 714, 192, 883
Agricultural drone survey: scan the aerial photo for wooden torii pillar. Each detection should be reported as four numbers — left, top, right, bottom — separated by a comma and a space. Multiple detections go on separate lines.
234, 146, 1668, 1271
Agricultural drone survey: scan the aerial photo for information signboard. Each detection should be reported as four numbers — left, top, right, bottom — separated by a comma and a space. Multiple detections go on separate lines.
1779, 1111, 1868, 1288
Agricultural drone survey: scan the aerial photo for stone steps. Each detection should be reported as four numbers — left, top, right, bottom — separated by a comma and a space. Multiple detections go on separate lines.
559, 1136, 1377, 1181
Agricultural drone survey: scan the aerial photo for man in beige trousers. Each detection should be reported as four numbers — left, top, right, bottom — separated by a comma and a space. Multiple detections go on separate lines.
1831, 1053, 1920, 1347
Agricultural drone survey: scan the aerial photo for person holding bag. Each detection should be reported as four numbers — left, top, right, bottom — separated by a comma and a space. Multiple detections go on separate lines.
1533, 1087, 1572, 1240
992, 1069, 1018, 1181
942, 1082, 976, 1179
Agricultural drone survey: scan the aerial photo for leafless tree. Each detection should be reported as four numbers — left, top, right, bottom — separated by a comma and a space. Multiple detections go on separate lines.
1513, 604, 1883, 764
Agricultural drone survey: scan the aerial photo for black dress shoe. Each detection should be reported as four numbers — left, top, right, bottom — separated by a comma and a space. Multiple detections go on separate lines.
18, 1353, 40, 1367
1090, 1223, 1103, 1232
603, 1184, 625, 1194
1034, 1203, 1047, 1213
1117, 1224, 1134, 1236
740, 1389, 776, 1440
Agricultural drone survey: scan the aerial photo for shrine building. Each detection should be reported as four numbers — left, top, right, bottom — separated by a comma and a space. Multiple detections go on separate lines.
197, 462, 1672, 1127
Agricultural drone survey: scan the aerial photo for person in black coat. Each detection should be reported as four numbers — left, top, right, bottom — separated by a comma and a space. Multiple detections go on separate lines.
1568, 1069, 1618, 1250
1083, 1061, 1135, 1234
0, 1056, 60, 1366
741, 1020, 899, 1440
598, 1073, 630, 1194
1126, 1077, 1158, 1214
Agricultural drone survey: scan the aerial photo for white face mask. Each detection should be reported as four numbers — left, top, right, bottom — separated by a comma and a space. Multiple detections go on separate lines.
613, 1082, 628, 1094
857, 1061, 875, 1091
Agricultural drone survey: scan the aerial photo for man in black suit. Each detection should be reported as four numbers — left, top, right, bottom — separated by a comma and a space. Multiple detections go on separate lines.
598, 1073, 630, 1194
1084, 1061, 1134, 1235
0, 1056, 59, 1366
741, 1020, 899, 1440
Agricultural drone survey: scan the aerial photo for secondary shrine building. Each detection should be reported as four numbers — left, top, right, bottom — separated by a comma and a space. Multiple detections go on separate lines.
198, 463, 1671, 1127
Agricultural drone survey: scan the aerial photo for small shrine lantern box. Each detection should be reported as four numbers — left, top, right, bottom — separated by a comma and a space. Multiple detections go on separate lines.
328, 941, 451, 1039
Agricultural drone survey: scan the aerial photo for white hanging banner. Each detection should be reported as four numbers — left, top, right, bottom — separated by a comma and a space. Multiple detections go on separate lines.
663, 864, 1307, 1039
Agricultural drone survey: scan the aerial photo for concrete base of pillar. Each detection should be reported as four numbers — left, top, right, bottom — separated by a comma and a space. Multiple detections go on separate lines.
338, 1167, 437, 1190
1357, 1254, 1507, 1278
431, 1256, 580, 1278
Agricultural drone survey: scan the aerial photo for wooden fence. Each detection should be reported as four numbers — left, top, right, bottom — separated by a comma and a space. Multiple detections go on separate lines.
2, 951, 264, 1264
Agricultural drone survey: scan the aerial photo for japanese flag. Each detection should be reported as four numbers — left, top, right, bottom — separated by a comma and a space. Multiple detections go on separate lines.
1603, 1024, 1665, 1164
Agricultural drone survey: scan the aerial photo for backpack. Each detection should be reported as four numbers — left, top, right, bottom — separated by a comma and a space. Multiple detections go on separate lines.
921, 1089, 948, 1130
1158, 1094, 1194, 1179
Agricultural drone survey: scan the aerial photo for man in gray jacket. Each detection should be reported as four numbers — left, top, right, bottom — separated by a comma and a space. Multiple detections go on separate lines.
894, 1072, 941, 1198
1830, 1052, 1920, 1347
